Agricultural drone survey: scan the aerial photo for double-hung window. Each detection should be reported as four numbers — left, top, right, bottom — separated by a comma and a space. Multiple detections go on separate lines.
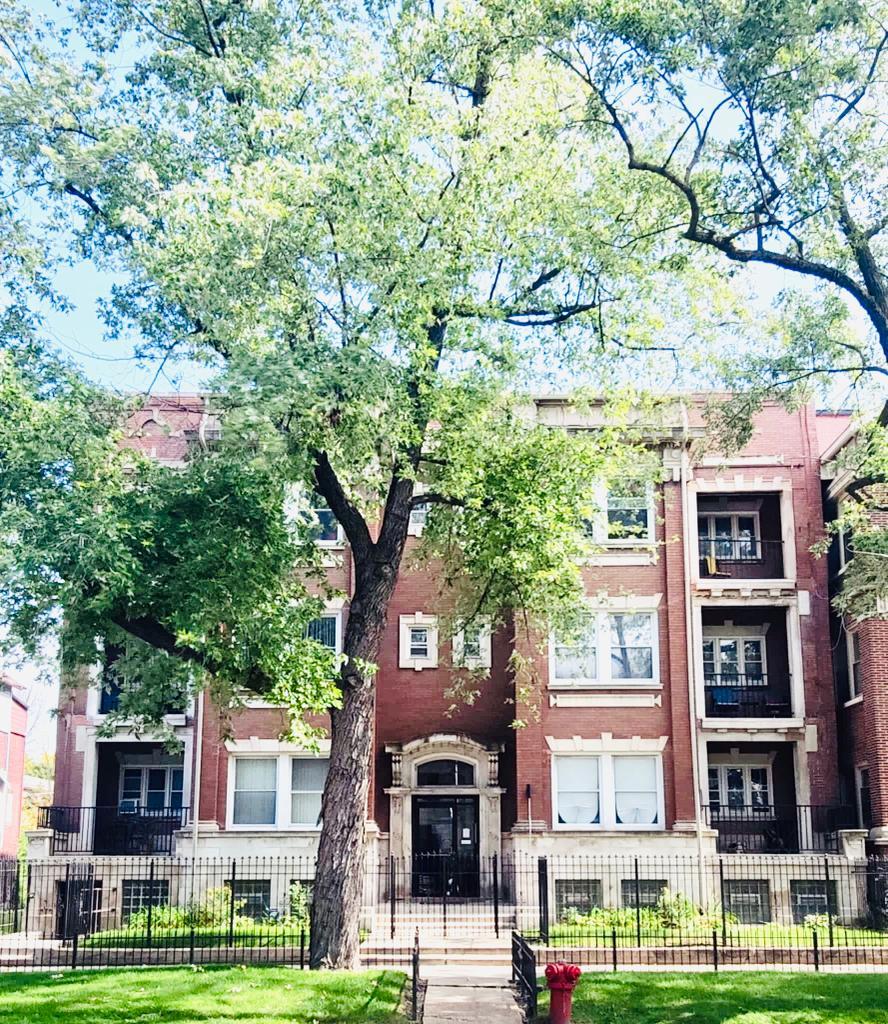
707, 765, 772, 814
551, 610, 658, 687
119, 766, 184, 813
305, 613, 342, 654
847, 630, 862, 698
291, 758, 329, 827
698, 513, 760, 562
553, 754, 663, 830
702, 636, 766, 686
232, 758, 277, 826
585, 481, 655, 545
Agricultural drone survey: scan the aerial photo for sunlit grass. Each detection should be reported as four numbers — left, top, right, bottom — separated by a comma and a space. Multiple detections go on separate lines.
0, 964, 408, 1024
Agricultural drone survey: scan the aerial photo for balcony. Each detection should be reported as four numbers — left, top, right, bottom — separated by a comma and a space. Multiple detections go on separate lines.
703, 674, 792, 719
698, 537, 784, 580
38, 805, 188, 856
703, 804, 855, 854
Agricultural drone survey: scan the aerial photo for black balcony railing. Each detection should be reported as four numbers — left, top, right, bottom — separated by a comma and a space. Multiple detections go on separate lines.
703, 674, 792, 718
699, 538, 784, 579
38, 805, 188, 855
703, 804, 856, 854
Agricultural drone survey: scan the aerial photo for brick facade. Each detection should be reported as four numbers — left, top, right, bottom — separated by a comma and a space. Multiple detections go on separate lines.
36, 396, 867, 862
0, 678, 27, 857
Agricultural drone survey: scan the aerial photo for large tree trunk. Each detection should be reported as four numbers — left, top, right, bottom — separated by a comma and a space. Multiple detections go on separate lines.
308, 555, 402, 968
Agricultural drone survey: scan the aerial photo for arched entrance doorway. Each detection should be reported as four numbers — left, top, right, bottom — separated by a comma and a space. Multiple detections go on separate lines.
384, 735, 504, 898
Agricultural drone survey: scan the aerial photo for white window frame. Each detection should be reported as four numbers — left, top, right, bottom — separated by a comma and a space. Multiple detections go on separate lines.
552, 752, 665, 832
698, 511, 762, 558
707, 763, 774, 814
399, 612, 439, 671
452, 618, 492, 670
118, 764, 184, 811
587, 481, 656, 546
548, 608, 660, 689
847, 628, 862, 698
283, 484, 345, 548
305, 610, 344, 655
227, 753, 329, 831
702, 634, 768, 685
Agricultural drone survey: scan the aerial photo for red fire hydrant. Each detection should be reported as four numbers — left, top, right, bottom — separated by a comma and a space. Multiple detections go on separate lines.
545, 961, 581, 1024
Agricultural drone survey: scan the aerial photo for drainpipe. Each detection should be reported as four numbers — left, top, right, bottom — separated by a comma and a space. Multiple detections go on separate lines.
189, 687, 205, 901
679, 402, 707, 904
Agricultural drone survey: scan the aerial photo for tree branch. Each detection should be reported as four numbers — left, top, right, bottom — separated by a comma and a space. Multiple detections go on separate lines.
312, 450, 373, 559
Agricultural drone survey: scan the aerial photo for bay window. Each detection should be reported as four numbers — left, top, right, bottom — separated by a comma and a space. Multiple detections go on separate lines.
553, 753, 663, 830
551, 609, 658, 687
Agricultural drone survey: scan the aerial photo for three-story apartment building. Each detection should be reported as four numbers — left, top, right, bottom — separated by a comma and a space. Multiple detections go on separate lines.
32, 394, 870, 881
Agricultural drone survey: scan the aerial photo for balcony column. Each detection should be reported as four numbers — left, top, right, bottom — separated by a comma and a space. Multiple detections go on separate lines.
25, 829, 52, 859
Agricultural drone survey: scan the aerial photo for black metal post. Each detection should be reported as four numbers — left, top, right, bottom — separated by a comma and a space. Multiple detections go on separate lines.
537, 856, 549, 945
412, 928, 420, 1021
493, 854, 500, 939
812, 928, 820, 971
22, 861, 31, 935
718, 857, 727, 946
634, 857, 642, 947
442, 857, 448, 938
712, 930, 719, 972
389, 856, 396, 941
146, 860, 155, 947
12, 863, 20, 933
189, 923, 195, 965
611, 927, 618, 972
824, 856, 835, 948
63, 861, 71, 941
228, 860, 236, 947
300, 927, 306, 970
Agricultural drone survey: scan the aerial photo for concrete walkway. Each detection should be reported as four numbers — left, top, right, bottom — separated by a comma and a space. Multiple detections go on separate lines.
421, 969, 524, 1023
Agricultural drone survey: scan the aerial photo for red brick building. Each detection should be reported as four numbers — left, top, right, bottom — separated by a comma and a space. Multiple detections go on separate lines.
0, 676, 27, 858
822, 419, 888, 846
33, 395, 874, 873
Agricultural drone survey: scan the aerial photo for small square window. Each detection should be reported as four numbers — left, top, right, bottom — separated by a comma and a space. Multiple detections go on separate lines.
723, 879, 771, 924
399, 614, 438, 669
620, 879, 667, 908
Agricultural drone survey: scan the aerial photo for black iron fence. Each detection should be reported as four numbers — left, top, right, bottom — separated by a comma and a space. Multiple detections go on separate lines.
5, 853, 888, 974
0, 858, 20, 936
517, 853, 888, 972
38, 806, 188, 855
703, 804, 856, 854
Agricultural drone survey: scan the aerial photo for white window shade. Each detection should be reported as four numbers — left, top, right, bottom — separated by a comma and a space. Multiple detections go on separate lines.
613, 756, 659, 826
233, 758, 277, 825
291, 758, 328, 826
555, 756, 600, 825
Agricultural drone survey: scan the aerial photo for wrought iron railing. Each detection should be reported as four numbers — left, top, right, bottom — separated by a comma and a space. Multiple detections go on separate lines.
699, 537, 784, 578
38, 805, 188, 855
703, 674, 792, 717
703, 804, 856, 854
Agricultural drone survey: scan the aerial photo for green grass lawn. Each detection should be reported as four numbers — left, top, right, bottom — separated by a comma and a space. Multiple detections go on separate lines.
0, 965, 408, 1024
537, 972, 888, 1023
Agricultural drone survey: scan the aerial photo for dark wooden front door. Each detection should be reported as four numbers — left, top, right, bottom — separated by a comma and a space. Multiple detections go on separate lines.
411, 795, 480, 897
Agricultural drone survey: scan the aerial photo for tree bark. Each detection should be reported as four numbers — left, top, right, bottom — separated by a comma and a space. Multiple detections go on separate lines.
308, 524, 409, 967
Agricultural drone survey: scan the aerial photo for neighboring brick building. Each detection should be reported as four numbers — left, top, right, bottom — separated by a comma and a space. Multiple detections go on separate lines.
32, 395, 871, 875
0, 676, 27, 857
822, 418, 888, 847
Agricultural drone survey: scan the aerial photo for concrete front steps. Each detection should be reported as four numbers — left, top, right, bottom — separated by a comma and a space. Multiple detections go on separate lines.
361, 935, 513, 968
